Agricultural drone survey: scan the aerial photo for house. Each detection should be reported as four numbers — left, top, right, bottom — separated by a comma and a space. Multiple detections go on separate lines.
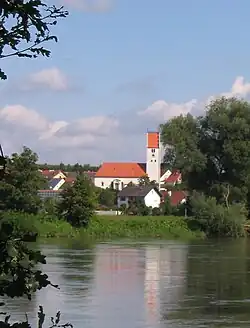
162, 190, 187, 206
95, 131, 164, 190
40, 169, 66, 180
117, 185, 162, 208
48, 178, 65, 190
165, 170, 182, 185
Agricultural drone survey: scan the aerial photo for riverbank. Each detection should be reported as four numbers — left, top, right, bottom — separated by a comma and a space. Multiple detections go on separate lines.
2, 212, 204, 240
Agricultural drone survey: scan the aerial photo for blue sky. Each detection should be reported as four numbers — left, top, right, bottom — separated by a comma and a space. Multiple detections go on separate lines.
1, 0, 250, 164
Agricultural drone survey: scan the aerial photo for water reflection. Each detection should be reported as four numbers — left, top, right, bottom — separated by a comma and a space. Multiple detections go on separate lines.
2, 240, 250, 328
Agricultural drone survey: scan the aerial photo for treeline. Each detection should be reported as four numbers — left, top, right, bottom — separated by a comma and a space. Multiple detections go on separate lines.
37, 163, 100, 172
161, 96, 250, 237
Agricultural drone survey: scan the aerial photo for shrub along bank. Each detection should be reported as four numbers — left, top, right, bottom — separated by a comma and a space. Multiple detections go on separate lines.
2, 212, 204, 240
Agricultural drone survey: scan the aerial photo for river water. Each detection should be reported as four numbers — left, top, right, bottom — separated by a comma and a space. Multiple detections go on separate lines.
2, 239, 250, 327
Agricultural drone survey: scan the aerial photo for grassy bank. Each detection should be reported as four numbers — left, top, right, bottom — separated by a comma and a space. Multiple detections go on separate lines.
2, 212, 204, 240
87, 215, 204, 240
2, 211, 78, 238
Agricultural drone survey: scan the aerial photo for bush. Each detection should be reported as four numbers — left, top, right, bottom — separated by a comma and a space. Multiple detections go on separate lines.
188, 193, 246, 237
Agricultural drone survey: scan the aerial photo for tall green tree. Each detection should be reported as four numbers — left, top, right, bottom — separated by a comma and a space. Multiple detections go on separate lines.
0, 146, 46, 213
59, 174, 96, 227
0, 0, 68, 79
160, 97, 250, 207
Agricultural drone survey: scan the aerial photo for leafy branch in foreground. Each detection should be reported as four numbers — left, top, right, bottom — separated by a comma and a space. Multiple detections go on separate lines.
0, 0, 69, 79
1, 306, 73, 328
0, 216, 73, 327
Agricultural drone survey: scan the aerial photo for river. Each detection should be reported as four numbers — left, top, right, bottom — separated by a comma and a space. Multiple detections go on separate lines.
2, 239, 250, 327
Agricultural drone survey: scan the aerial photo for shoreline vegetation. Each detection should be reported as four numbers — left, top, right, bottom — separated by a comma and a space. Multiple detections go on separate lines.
3, 212, 204, 241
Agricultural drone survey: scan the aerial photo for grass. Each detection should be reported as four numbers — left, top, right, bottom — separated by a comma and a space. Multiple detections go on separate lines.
86, 215, 204, 240
2, 211, 79, 238
1, 212, 204, 240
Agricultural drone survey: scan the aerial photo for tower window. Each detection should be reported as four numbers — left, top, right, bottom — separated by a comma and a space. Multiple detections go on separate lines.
152, 154, 155, 157
101, 182, 104, 186
151, 149, 155, 153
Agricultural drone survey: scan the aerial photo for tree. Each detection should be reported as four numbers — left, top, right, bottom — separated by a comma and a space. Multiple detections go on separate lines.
0, 0, 68, 79
161, 194, 173, 215
138, 175, 156, 186
0, 146, 46, 214
160, 97, 250, 207
59, 174, 96, 227
97, 187, 117, 208
0, 216, 72, 327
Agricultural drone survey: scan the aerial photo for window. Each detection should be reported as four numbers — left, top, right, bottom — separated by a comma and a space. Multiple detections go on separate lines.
101, 182, 104, 186
115, 182, 119, 190
152, 154, 155, 157
121, 182, 124, 189
151, 149, 155, 153
120, 196, 126, 201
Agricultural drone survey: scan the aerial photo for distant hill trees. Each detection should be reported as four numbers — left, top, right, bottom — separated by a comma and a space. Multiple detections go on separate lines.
37, 163, 100, 172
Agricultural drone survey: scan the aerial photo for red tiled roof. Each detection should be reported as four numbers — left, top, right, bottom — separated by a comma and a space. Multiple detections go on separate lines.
161, 190, 187, 206
147, 132, 159, 148
64, 177, 75, 183
171, 191, 187, 206
95, 162, 146, 178
41, 170, 50, 176
165, 170, 181, 183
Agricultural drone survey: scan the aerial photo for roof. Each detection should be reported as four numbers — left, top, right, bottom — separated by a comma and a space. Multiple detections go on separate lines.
95, 162, 146, 178
49, 178, 62, 189
162, 190, 187, 206
38, 189, 62, 193
64, 177, 75, 184
171, 191, 187, 205
147, 132, 159, 148
118, 185, 161, 198
165, 170, 181, 183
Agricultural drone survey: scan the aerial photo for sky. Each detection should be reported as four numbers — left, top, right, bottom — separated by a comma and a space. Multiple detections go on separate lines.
1, 0, 250, 164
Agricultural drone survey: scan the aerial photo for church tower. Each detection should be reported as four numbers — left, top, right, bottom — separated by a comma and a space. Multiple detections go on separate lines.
146, 131, 161, 184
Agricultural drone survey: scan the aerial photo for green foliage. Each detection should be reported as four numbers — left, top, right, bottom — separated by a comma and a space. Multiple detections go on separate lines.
59, 174, 96, 227
86, 215, 202, 240
161, 195, 173, 215
137, 175, 156, 186
41, 198, 59, 218
0, 0, 68, 80
0, 214, 73, 327
37, 163, 99, 172
1, 305, 72, 327
3, 211, 78, 238
187, 193, 247, 237
96, 187, 117, 209
0, 147, 45, 214
151, 207, 161, 216
160, 97, 250, 216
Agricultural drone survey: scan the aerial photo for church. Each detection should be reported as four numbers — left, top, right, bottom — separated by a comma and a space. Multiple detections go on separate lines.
94, 131, 176, 191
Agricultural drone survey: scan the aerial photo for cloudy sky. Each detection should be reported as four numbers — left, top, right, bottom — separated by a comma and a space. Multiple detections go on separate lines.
1, 0, 250, 164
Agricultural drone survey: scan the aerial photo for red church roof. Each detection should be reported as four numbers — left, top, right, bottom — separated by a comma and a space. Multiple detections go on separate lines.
95, 162, 146, 178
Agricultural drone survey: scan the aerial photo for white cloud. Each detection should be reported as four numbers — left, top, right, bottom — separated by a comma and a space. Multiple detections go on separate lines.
1, 75, 250, 164
138, 99, 198, 122
139, 76, 250, 122
62, 0, 113, 12
0, 104, 119, 162
21, 68, 69, 91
